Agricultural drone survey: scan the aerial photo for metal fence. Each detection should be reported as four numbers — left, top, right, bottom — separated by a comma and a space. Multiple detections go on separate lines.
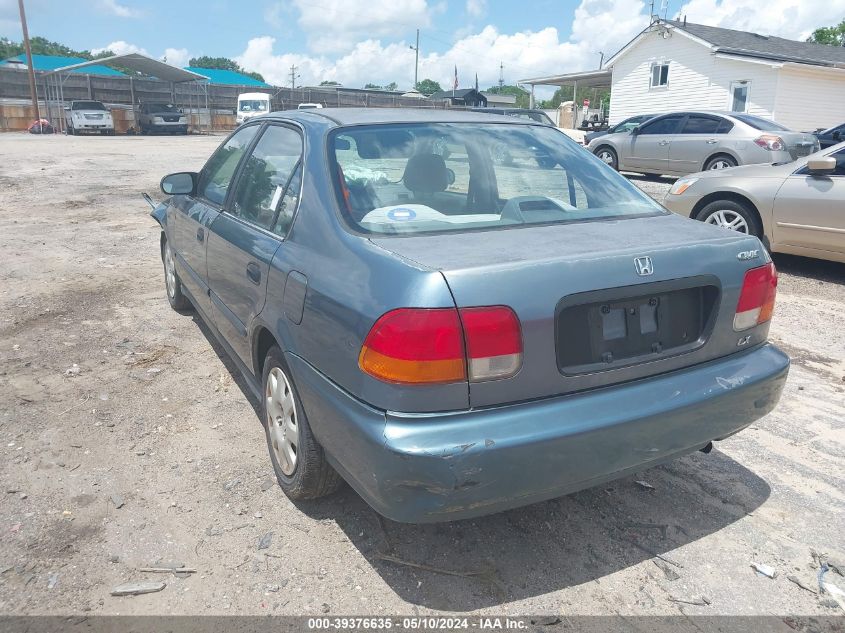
0, 66, 447, 116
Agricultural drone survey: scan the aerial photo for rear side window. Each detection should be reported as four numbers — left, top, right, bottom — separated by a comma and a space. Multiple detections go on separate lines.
198, 125, 259, 206
681, 116, 721, 134
638, 115, 684, 135
230, 125, 303, 234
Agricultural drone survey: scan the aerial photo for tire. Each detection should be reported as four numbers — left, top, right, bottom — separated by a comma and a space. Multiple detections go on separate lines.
261, 346, 342, 500
67, 124, 74, 136
695, 199, 763, 238
704, 154, 737, 171
161, 237, 192, 312
594, 146, 618, 170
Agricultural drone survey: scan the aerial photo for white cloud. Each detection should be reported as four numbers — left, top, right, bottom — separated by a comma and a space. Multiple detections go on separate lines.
675, 0, 845, 40
291, 0, 433, 52
162, 47, 190, 68
91, 40, 149, 56
466, 0, 486, 18
238, 0, 649, 92
99, 0, 142, 18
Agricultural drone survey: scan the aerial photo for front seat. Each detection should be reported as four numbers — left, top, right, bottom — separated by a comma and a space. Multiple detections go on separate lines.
402, 153, 450, 197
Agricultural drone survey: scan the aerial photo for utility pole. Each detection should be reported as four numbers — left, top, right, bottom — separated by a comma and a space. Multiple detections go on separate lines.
598, 51, 605, 69
498, 61, 504, 89
409, 29, 419, 89
289, 64, 300, 89
17, 0, 40, 123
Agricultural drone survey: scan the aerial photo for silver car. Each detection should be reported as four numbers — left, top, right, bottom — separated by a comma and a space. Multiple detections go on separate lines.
588, 111, 819, 177
664, 142, 845, 264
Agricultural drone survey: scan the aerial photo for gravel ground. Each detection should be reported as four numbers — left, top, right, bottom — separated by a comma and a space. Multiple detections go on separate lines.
0, 134, 843, 618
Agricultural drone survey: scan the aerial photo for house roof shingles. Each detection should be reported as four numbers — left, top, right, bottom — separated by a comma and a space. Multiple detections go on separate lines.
668, 20, 845, 67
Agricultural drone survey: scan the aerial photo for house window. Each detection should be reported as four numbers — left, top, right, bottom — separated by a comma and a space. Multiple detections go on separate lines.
650, 63, 669, 88
730, 81, 750, 112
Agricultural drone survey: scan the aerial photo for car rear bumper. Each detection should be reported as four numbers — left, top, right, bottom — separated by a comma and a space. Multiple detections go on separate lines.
289, 343, 789, 523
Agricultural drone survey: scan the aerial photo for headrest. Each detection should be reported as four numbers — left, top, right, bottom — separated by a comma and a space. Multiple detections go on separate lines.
402, 153, 449, 194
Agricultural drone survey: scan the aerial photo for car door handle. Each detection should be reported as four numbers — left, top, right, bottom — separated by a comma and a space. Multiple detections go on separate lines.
246, 262, 261, 285
196, 227, 205, 242
706, 139, 718, 144
658, 140, 669, 146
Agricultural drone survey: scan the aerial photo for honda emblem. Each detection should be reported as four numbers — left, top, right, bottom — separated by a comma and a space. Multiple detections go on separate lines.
634, 256, 654, 276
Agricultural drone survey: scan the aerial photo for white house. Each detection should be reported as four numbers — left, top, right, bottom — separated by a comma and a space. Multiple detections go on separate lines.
522, 20, 845, 131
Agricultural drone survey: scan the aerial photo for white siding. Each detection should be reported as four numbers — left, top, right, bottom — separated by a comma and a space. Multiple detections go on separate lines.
608, 30, 779, 124
773, 66, 845, 130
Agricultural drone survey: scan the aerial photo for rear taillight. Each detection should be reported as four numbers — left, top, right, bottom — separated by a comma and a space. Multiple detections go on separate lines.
734, 262, 777, 331
460, 306, 522, 381
359, 306, 523, 384
754, 134, 785, 152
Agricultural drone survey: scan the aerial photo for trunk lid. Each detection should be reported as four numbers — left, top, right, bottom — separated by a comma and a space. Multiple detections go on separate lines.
779, 131, 819, 160
371, 213, 769, 408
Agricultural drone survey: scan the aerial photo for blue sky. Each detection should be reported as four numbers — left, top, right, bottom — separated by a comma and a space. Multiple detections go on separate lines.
2, 0, 843, 90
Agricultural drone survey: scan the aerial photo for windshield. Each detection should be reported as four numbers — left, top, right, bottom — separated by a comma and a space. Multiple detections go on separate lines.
72, 101, 106, 111
733, 114, 791, 132
330, 123, 664, 236
239, 100, 268, 112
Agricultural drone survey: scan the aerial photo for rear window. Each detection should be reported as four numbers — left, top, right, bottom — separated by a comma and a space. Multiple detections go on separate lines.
72, 101, 106, 111
329, 123, 664, 236
733, 114, 790, 132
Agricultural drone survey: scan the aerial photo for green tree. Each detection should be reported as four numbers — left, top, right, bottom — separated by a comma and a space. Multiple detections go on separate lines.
364, 82, 383, 90
385, 81, 398, 91
319, 80, 341, 86
0, 37, 21, 59
807, 19, 845, 46
416, 78, 442, 96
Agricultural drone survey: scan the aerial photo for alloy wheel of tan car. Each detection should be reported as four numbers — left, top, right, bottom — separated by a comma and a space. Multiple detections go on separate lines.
703, 209, 750, 233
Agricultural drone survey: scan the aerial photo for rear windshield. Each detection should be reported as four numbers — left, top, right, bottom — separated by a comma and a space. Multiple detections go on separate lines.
239, 100, 268, 112
149, 103, 180, 113
330, 123, 664, 236
72, 101, 106, 111
733, 114, 790, 132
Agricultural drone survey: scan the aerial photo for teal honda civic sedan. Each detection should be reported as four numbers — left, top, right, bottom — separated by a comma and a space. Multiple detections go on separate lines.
151, 108, 789, 522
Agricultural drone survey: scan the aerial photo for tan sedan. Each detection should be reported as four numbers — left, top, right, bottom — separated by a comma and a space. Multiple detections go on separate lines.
663, 142, 845, 263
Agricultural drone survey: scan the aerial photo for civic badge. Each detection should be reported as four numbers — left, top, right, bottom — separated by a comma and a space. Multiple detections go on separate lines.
634, 256, 654, 276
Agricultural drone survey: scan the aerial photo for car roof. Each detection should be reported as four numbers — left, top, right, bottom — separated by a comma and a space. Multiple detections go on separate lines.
262, 107, 539, 127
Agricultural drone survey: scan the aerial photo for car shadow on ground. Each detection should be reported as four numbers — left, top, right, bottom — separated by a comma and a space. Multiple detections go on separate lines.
772, 253, 845, 286
294, 451, 769, 611
190, 311, 771, 612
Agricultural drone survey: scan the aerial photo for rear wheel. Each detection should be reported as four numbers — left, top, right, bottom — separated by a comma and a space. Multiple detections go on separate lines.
595, 146, 618, 170
261, 346, 342, 500
162, 237, 192, 312
695, 199, 762, 238
704, 154, 737, 170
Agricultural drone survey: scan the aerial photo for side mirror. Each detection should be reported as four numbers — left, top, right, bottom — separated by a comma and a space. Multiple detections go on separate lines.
833, 130, 841, 141
630, 126, 640, 135
806, 156, 836, 176
160, 172, 197, 195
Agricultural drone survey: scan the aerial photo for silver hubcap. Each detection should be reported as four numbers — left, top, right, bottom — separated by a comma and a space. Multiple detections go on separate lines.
164, 242, 177, 298
266, 367, 298, 476
598, 151, 614, 165
705, 209, 749, 233
708, 159, 732, 170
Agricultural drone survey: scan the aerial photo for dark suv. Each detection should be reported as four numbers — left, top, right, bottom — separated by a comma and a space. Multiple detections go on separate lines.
137, 103, 188, 135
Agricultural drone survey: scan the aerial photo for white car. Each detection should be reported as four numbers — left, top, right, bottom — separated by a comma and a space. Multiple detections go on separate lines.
236, 93, 271, 125
65, 100, 114, 136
